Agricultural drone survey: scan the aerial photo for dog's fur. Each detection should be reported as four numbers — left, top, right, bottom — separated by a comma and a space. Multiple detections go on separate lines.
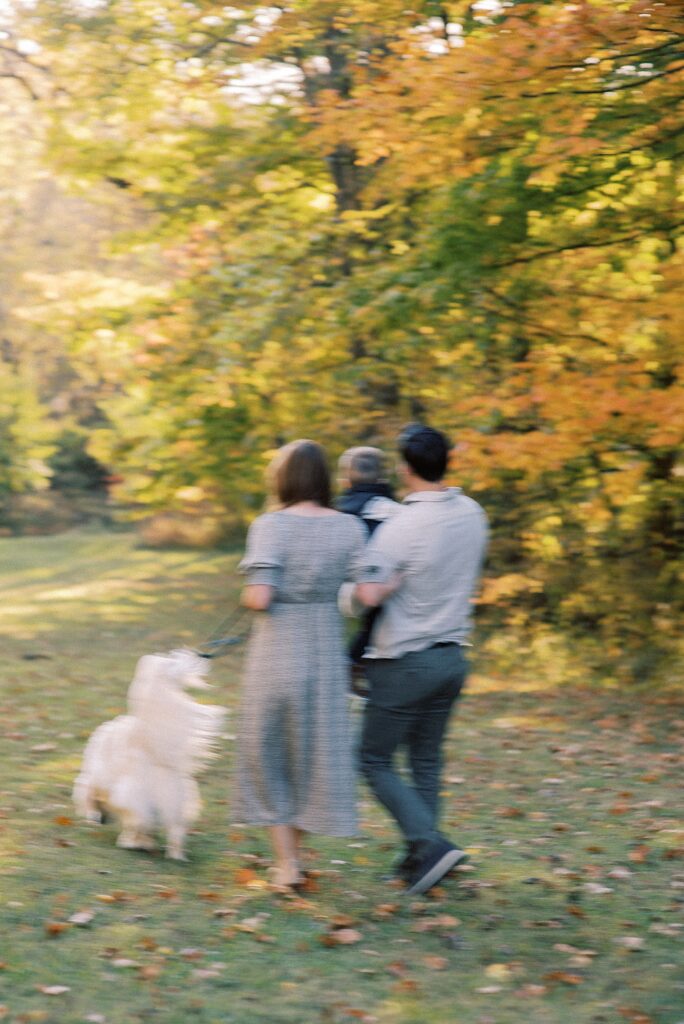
73, 649, 225, 860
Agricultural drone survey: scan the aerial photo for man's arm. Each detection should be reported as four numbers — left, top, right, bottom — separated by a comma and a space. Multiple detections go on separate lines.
356, 574, 402, 608
340, 514, 406, 615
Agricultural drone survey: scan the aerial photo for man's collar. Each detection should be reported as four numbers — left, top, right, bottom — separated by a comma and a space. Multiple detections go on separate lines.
403, 487, 462, 503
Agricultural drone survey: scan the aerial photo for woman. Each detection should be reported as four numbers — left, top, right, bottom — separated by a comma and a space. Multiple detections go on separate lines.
235, 440, 367, 888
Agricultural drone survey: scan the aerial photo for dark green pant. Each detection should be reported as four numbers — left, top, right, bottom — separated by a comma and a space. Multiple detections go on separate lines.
359, 644, 467, 845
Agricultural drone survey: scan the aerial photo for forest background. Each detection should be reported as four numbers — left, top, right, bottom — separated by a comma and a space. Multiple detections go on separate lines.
0, 0, 682, 684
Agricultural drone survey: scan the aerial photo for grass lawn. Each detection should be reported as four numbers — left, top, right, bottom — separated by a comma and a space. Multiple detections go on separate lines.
0, 529, 682, 1024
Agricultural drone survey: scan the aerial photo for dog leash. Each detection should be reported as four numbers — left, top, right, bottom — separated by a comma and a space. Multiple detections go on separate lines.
195, 605, 251, 659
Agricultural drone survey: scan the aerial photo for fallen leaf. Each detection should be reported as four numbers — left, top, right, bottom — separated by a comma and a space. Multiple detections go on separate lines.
607, 867, 632, 880
544, 971, 584, 985
234, 867, 258, 885
44, 921, 69, 937
583, 883, 613, 895
496, 806, 525, 818
614, 936, 645, 951
298, 875, 319, 893
386, 961, 409, 978
95, 891, 129, 903
568, 955, 594, 967
514, 984, 547, 997
371, 903, 400, 918
628, 846, 650, 864
649, 922, 682, 936
152, 886, 177, 899
422, 955, 448, 971
68, 911, 94, 927
333, 928, 363, 945
235, 921, 258, 934
341, 1010, 378, 1022
485, 963, 514, 980
392, 979, 419, 993
553, 944, 596, 956
617, 1009, 653, 1023
331, 914, 356, 928
566, 905, 586, 918
138, 965, 161, 981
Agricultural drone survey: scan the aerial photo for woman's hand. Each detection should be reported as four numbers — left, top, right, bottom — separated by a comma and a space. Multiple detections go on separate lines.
241, 584, 275, 611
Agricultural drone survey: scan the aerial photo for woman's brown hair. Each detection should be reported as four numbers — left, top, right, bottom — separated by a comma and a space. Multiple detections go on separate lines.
270, 440, 332, 508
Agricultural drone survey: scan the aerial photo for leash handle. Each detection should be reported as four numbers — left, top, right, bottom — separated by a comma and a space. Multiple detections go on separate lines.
197, 634, 249, 659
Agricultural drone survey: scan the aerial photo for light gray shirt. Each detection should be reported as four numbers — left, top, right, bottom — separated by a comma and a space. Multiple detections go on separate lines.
343, 487, 488, 660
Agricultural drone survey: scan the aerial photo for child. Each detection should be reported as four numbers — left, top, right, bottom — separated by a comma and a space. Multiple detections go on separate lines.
336, 447, 401, 670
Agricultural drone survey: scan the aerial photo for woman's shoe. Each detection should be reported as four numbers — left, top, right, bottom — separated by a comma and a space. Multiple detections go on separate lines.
268, 859, 304, 890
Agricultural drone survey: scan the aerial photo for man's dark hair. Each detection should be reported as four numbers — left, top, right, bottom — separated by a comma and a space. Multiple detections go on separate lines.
275, 440, 332, 507
398, 423, 450, 482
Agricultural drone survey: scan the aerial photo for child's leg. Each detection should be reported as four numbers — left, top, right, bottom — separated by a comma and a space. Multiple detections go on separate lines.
349, 608, 380, 664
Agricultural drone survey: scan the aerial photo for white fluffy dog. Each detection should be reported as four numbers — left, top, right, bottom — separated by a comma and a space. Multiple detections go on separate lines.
73, 649, 225, 860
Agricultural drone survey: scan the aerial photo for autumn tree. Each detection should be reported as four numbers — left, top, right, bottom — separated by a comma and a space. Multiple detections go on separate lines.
8, 0, 683, 675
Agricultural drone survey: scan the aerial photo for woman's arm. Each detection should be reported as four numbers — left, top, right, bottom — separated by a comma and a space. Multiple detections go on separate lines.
241, 584, 275, 611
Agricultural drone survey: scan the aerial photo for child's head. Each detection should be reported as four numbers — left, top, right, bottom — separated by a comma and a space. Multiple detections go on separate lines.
338, 446, 386, 488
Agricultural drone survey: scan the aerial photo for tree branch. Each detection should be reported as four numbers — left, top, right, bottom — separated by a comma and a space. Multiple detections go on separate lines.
0, 71, 38, 100
490, 221, 684, 268
545, 37, 682, 72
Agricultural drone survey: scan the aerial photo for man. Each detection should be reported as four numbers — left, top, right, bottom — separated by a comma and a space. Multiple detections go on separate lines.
344, 424, 488, 896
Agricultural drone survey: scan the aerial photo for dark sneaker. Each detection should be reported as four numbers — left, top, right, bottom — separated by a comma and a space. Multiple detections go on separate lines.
405, 839, 469, 896
391, 845, 420, 881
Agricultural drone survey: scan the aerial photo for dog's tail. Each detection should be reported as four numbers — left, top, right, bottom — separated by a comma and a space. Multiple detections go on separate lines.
187, 703, 227, 772
128, 650, 226, 773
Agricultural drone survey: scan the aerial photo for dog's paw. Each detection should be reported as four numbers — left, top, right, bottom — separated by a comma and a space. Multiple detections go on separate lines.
165, 848, 188, 862
117, 832, 157, 852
